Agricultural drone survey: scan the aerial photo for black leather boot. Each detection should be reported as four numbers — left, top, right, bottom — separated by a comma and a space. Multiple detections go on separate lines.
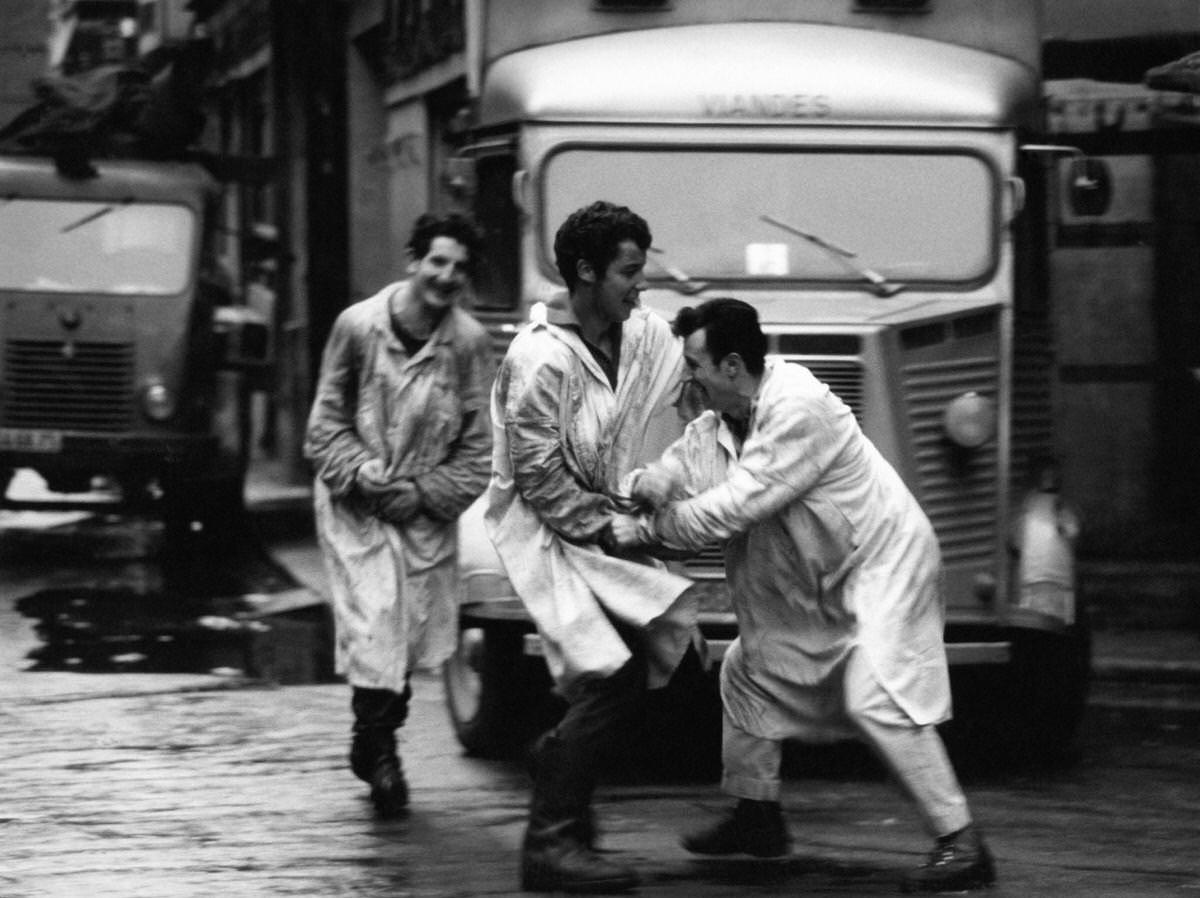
368, 749, 409, 819
681, 798, 790, 858
349, 686, 411, 818
520, 736, 638, 894
901, 824, 996, 893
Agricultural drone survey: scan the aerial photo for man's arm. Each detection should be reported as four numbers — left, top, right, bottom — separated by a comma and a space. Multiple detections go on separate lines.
500, 355, 614, 542
303, 312, 376, 499
412, 329, 495, 521
650, 392, 848, 550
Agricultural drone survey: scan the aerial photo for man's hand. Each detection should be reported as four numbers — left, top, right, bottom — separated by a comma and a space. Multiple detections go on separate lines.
375, 481, 421, 523
355, 461, 421, 523
608, 512, 649, 550
630, 468, 674, 510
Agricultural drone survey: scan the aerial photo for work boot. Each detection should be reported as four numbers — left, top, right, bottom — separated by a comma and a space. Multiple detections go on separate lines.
901, 824, 996, 893
526, 732, 598, 850
349, 686, 411, 818
349, 728, 383, 783
681, 798, 790, 858
369, 752, 409, 819
520, 736, 639, 893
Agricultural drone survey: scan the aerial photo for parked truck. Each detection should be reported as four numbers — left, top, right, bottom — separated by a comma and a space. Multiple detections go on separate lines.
0, 55, 271, 534
434, 0, 1089, 762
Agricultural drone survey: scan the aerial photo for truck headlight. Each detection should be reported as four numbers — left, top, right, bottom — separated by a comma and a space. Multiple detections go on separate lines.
943, 391, 996, 448
142, 380, 177, 421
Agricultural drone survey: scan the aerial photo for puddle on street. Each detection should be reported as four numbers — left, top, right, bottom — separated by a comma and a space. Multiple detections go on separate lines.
5, 512, 325, 677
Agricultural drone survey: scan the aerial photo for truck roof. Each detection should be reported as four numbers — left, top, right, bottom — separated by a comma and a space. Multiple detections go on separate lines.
480, 0, 1042, 74
480, 22, 1040, 130
0, 154, 216, 205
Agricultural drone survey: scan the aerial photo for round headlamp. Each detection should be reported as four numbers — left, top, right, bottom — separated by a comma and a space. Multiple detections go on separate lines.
142, 380, 177, 421
942, 391, 996, 449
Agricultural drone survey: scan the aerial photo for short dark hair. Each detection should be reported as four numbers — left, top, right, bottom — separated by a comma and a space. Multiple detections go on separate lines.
553, 201, 652, 291
407, 212, 484, 270
673, 298, 767, 377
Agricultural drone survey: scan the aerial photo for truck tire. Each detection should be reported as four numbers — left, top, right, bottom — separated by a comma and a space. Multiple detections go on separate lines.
1004, 614, 1091, 761
443, 617, 563, 759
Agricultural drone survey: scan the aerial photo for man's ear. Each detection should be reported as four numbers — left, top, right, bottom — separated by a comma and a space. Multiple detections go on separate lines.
406, 258, 419, 275
722, 353, 745, 378
576, 258, 598, 285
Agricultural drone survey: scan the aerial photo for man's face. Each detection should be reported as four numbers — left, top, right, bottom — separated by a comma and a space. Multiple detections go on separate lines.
588, 239, 646, 324
411, 235, 472, 312
683, 328, 740, 414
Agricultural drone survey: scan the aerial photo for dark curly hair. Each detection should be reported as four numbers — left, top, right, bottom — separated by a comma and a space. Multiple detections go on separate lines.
407, 212, 485, 271
673, 298, 767, 377
553, 200, 652, 291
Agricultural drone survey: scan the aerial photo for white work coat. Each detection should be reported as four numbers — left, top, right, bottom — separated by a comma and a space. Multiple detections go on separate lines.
485, 302, 695, 699
646, 359, 951, 741
304, 284, 493, 691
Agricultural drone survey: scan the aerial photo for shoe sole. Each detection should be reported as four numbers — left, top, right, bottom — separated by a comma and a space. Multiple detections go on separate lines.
901, 872, 996, 893
370, 786, 409, 818
681, 838, 790, 858
520, 874, 638, 894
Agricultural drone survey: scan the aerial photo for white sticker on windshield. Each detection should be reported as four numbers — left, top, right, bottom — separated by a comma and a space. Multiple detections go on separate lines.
746, 243, 789, 276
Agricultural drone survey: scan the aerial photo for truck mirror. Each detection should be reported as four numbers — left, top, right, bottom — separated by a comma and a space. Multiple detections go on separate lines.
1067, 157, 1113, 217
244, 222, 281, 262
443, 157, 477, 199
213, 305, 273, 373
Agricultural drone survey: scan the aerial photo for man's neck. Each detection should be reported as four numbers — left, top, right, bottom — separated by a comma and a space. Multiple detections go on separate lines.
390, 283, 442, 338
568, 291, 614, 347
724, 377, 760, 430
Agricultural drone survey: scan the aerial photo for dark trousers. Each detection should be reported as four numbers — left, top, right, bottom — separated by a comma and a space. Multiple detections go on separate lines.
549, 618, 649, 769
351, 680, 412, 734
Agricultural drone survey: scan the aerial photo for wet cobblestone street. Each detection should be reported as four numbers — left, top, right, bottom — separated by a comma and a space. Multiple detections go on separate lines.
4, 510, 1200, 897
2, 674, 533, 898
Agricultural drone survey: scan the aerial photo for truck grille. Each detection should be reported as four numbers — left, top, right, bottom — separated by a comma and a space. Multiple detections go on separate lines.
902, 355, 1000, 563
2, 340, 136, 432
1011, 318, 1054, 489
789, 357, 864, 421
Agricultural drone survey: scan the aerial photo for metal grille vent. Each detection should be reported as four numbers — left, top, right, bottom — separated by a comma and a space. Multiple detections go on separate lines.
3, 340, 136, 432
781, 357, 865, 421
1010, 319, 1054, 489
902, 355, 1000, 563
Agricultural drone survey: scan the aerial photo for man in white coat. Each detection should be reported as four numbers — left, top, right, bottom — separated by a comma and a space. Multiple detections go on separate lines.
486, 201, 695, 893
305, 213, 493, 818
610, 298, 996, 894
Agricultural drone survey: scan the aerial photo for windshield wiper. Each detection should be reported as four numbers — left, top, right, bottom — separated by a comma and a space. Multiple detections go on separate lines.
648, 246, 708, 296
759, 214, 905, 298
61, 197, 133, 234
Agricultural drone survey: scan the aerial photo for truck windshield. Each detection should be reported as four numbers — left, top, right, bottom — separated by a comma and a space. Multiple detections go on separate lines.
0, 198, 195, 295
543, 147, 995, 286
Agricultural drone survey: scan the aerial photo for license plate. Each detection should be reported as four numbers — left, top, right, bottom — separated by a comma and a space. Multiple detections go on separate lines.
0, 428, 63, 453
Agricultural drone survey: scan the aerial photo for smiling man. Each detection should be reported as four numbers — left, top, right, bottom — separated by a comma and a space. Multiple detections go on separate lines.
304, 212, 493, 819
611, 298, 995, 894
485, 201, 696, 893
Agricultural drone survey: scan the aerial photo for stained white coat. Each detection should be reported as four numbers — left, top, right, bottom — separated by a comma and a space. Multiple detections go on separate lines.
485, 302, 696, 699
644, 359, 951, 741
304, 284, 493, 691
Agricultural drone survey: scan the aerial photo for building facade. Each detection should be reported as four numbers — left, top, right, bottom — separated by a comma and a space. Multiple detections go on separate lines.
14, 0, 1200, 556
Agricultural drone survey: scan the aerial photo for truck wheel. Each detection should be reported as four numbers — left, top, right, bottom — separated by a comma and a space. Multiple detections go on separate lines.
1004, 615, 1092, 761
638, 648, 722, 781
443, 618, 562, 759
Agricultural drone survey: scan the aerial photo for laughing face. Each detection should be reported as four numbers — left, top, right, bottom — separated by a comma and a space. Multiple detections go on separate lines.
589, 239, 647, 325
410, 235, 472, 313
683, 328, 740, 415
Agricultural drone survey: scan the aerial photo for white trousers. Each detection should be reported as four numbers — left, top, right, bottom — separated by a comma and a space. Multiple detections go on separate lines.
721, 648, 972, 838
